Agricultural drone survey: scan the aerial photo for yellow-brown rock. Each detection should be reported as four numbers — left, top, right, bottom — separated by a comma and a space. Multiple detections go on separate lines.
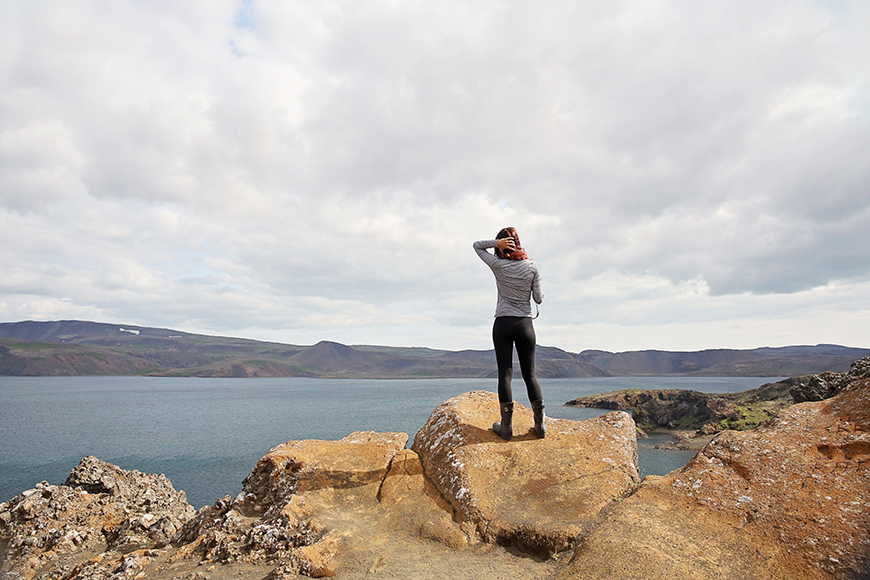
172, 431, 411, 576
558, 378, 870, 580
6, 379, 870, 579
411, 390, 639, 556
240, 431, 409, 515
172, 429, 470, 577
378, 448, 468, 550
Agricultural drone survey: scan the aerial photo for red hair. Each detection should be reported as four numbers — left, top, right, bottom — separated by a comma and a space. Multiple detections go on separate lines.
495, 227, 529, 260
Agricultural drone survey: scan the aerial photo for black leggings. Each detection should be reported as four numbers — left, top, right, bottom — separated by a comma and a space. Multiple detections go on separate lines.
492, 316, 543, 404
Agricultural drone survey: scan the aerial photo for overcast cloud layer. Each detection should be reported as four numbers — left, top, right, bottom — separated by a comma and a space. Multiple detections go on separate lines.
1, 0, 869, 352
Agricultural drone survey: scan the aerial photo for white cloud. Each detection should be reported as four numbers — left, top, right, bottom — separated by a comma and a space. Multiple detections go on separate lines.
1, 0, 868, 353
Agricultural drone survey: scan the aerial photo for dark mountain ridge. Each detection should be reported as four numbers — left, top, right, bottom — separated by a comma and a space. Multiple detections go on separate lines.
1, 320, 868, 378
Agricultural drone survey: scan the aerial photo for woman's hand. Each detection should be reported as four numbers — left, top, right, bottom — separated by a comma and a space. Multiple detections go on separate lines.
496, 237, 516, 252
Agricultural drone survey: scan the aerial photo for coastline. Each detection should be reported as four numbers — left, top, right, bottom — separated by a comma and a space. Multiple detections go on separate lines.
3, 376, 869, 579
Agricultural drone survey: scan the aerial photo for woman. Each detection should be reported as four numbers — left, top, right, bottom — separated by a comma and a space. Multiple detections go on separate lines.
473, 227, 545, 440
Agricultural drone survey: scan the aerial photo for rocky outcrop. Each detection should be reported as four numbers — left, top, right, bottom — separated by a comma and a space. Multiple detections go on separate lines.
557, 377, 870, 580
171, 431, 414, 577
565, 376, 795, 435
3, 378, 870, 579
411, 390, 639, 557
0, 456, 195, 579
239, 431, 408, 515
788, 356, 870, 403
169, 430, 476, 578
567, 388, 745, 430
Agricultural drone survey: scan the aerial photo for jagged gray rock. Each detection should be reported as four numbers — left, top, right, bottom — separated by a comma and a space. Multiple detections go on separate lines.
0, 456, 195, 579
789, 356, 870, 403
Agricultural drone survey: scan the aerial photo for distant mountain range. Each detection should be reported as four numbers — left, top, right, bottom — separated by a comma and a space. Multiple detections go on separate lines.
1, 320, 868, 379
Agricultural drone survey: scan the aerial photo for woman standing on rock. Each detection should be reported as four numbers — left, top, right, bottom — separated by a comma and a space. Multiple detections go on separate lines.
474, 227, 546, 440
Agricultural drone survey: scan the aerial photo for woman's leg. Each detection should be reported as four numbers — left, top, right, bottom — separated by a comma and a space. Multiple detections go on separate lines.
514, 317, 543, 403
492, 317, 515, 403
514, 317, 546, 437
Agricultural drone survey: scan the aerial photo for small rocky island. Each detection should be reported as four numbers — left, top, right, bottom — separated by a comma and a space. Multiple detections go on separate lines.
2, 359, 870, 579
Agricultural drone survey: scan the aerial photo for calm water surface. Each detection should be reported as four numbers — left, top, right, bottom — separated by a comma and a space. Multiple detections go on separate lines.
0, 376, 773, 507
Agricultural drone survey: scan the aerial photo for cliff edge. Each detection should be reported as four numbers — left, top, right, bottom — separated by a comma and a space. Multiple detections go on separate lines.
2, 380, 869, 579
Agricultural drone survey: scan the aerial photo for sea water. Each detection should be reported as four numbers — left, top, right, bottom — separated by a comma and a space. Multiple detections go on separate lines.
0, 375, 773, 507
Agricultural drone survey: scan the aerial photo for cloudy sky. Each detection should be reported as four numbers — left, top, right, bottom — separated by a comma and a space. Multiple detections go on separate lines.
1, 0, 868, 353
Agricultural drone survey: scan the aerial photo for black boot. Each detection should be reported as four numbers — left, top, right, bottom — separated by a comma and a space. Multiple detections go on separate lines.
532, 400, 547, 438
493, 401, 514, 441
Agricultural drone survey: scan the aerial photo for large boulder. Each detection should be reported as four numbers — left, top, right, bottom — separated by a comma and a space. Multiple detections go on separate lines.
174, 431, 412, 577
558, 377, 870, 580
173, 430, 470, 577
411, 390, 639, 556
240, 430, 409, 515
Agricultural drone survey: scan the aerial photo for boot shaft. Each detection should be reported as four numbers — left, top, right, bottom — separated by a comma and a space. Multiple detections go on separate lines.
532, 400, 547, 438
493, 401, 514, 441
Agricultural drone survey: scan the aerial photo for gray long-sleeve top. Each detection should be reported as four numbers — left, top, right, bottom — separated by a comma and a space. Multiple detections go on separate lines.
474, 239, 543, 318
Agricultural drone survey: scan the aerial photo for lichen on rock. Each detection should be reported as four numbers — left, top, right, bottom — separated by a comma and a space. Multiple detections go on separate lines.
3, 374, 870, 580
788, 356, 870, 403
557, 377, 870, 580
411, 390, 640, 557
0, 456, 195, 579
